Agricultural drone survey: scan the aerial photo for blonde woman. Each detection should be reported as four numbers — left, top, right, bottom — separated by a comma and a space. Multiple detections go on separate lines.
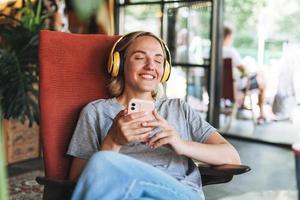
67, 31, 241, 200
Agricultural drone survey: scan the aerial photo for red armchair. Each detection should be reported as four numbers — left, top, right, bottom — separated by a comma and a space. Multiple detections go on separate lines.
37, 30, 250, 200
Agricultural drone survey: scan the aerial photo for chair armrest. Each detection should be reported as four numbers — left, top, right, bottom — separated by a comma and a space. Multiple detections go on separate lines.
199, 163, 251, 176
36, 176, 76, 200
36, 176, 76, 188
197, 163, 251, 186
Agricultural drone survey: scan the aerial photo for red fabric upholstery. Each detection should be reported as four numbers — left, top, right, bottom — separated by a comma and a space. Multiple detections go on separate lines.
39, 30, 119, 179
221, 58, 234, 101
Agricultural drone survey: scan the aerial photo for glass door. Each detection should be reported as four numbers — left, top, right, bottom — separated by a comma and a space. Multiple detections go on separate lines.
115, 0, 223, 125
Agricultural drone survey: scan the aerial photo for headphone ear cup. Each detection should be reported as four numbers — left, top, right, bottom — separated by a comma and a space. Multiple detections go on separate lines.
161, 60, 171, 83
107, 52, 114, 74
111, 51, 121, 77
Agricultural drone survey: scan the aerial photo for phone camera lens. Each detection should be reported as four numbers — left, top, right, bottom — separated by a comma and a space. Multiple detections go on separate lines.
131, 103, 136, 106
131, 107, 135, 110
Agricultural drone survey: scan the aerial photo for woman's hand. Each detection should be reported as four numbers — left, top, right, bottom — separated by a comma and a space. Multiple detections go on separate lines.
142, 110, 186, 155
106, 109, 155, 146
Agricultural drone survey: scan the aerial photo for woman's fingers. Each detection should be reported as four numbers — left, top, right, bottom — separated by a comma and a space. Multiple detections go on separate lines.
125, 131, 151, 143
134, 132, 150, 142
123, 112, 155, 127
115, 109, 174, 145
152, 109, 165, 122
124, 111, 152, 121
127, 120, 147, 129
142, 110, 170, 130
123, 115, 155, 131
132, 127, 154, 135
141, 120, 160, 127
120, 127, 152, 143
121, 123, 153, 135
147, 131, 168, 145
152, 137, 170, 149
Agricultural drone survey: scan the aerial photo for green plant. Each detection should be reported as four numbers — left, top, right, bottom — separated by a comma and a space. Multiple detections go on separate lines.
0, 1, 51, 198
0, 0, 51, 125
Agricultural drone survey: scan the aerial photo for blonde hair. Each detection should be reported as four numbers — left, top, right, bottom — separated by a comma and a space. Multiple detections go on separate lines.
107, 31, 167, 99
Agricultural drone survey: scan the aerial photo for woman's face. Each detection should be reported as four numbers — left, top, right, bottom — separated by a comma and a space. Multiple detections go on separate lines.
123, 36, 165, 95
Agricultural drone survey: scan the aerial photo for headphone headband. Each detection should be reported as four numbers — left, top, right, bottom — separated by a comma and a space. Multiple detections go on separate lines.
107, 31, 172, 83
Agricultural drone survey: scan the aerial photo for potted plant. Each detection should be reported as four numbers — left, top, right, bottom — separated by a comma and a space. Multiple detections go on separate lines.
0, 0, 51, 124
0, 0, 51, 197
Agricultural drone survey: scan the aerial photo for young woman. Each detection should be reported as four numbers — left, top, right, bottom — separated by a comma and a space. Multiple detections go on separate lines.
67, 31, 241, 200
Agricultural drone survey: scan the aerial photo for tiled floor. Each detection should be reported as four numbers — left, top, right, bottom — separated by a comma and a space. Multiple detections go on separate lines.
7, 138, 297, 200
203, 139, 296, 200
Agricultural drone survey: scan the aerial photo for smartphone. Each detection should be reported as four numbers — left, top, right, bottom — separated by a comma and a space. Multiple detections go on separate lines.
128, 98, 159, 138
128, 98, 155, 114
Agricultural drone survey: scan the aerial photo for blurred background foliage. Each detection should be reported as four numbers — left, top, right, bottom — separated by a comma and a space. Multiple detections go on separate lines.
225, 0, 300, 64
0, 0, 52, 125
72, 0, 105, 22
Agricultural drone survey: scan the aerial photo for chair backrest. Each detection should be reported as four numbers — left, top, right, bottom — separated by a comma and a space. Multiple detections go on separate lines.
221, 58, 234, 101
39, 30, 119, 180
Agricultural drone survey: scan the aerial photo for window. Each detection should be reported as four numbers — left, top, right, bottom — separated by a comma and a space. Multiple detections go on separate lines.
116, 0, 216, 118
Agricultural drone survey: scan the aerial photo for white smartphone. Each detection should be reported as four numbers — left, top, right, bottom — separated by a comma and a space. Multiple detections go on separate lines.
128, 98, 160, 138
128, 98, 155, 114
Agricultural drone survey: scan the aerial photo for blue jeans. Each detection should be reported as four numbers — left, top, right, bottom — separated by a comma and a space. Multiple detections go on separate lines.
71, 151, 203, 200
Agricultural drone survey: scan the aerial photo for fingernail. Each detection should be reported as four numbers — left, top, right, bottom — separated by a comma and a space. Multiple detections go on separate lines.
142, 122, 147, 126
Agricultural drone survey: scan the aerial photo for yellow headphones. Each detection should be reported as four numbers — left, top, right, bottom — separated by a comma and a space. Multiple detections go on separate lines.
107, 32, 172, 83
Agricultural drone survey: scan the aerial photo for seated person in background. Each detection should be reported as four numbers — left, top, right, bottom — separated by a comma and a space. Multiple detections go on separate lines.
67, 31, 241, 200
223, 26, 267, 124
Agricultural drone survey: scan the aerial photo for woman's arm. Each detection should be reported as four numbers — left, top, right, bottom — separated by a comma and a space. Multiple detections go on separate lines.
180, 131, 241, 165
144, 110, 240, 165
68, 110, 155, 181
69, 158, 87, 182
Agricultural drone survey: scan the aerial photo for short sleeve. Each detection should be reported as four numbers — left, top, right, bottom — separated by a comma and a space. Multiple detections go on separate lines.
230, 48, 243, 68
67, 103, 100, 160
181, 100, 216, 143
223, 47, 244, 79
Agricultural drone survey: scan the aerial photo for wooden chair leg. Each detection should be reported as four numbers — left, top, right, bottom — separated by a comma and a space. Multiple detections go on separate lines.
249, 94, 257, 126
36, 177, 75, 200
42, 185, 73, 200
225, 102, 239, 132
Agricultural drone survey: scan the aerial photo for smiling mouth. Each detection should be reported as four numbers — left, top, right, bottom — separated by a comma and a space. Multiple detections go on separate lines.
140, 74, 155, 80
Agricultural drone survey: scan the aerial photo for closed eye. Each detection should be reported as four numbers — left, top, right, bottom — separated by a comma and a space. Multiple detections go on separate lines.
155, 60, 163, 64
134, 53, 146, 60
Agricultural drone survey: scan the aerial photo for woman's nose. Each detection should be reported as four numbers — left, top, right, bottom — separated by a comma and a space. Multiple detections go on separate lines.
144, 58, 155, 70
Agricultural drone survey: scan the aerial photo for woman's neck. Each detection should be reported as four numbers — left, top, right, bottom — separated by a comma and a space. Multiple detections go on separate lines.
116, 91, 154, 107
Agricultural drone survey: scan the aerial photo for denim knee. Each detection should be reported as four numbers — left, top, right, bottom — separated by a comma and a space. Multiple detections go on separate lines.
87, 151, 112, 165
85, 151, 125, 172
89, 151, 120, 163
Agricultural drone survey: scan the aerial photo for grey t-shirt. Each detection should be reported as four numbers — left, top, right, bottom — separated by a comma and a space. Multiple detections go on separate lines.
67, 97, 216, 194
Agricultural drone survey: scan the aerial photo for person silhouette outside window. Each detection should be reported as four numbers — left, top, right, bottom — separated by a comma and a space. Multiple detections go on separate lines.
223, 26, 267, 124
